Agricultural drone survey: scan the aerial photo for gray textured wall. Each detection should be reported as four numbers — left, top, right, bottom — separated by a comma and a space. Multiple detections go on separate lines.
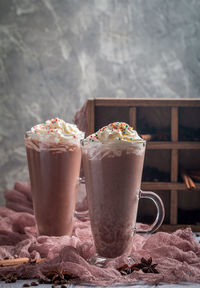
0, 0, 200, 204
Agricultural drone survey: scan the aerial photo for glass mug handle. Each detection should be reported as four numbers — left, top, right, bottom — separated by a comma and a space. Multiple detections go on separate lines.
75, 180, 165, 233
74, 177, 89, 219
136, 189, 165, 234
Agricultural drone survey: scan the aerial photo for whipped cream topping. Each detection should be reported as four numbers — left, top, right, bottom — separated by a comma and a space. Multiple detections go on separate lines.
85, 122, 143, 144
26, 118, 84, 146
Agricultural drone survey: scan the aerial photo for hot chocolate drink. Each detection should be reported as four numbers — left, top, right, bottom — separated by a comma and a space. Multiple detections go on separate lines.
82, 122, 164, 259
82, 123, 145, 257
25, 118, 84, 236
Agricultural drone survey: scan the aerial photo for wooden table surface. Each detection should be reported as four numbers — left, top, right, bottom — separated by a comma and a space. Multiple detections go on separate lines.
1, 281, 200, 288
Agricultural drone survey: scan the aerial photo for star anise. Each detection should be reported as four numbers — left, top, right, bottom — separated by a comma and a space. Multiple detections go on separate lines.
117, 257, 159, 275
138, 257, 159, 274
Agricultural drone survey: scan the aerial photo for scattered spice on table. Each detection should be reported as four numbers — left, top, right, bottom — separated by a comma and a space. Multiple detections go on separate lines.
118, 257, 159, 275
43, 269, 79, 285
30, 281, 39, 286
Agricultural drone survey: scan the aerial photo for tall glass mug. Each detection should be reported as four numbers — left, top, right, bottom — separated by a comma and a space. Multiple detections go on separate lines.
25, 118, 84, 236
81, 123, 165, 263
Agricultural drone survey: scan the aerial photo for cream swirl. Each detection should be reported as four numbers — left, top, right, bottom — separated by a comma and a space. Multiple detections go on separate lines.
26, 117, 84, 146
85, 122, 143, 144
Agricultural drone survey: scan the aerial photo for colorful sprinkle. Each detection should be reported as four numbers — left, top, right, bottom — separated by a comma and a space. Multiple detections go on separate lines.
85, 122, 142, 143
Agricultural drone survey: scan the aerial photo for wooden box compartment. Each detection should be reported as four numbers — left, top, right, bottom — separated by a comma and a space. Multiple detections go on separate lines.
95, 106, 130, 131
83, 98, 200, 232
142, 150, 170, 182
178, 150, 200, 181
179, 107, 200, 141
178, 149, 200, 225
137, 107, 171, 141
178, 190, 200, 225
137, 190, 170, 224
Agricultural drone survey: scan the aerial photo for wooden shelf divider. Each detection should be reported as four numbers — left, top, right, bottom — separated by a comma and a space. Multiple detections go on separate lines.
129, 107, 137, 129
146, 141, 200, 150
170, 107, 179, 225
141, 181, 200, 190
87, 99, 95, 136
159, 224, 200, 233
94, 98, 200, 107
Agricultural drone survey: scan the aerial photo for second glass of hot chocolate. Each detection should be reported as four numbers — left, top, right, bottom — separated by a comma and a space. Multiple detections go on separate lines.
25, 118, 84, 236
82, 122, 165, 261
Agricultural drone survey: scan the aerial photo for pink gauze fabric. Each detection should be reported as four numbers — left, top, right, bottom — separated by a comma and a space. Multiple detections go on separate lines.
0, 182, 200, 285
74, 101, 88, 135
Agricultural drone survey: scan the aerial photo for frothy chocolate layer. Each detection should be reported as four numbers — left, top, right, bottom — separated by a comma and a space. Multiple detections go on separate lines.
26, 142, 81, 236
82, 144, 145, 258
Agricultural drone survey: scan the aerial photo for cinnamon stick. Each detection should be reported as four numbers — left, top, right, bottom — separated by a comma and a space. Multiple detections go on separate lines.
0, 257, 45, 267
141, 134, 152, 141
187, 175, 196, 190
182, 173, 190, 190
181, 172, 197, 190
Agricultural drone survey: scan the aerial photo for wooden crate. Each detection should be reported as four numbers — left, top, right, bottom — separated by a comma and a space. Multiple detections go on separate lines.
84, 98, 200, 232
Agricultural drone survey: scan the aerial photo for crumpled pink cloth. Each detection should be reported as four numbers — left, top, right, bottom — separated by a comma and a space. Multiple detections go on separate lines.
74, 101, 88, 135
0, 182, 200, 285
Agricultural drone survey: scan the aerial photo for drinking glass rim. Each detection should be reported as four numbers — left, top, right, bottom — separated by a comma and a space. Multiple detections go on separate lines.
80, 138, 146, 146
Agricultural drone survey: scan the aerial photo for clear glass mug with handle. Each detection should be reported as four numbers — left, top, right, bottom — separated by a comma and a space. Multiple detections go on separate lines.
76, 139, 165, 264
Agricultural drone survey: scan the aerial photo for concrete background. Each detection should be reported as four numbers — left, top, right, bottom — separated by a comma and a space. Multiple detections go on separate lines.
0, 0, 200, 204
